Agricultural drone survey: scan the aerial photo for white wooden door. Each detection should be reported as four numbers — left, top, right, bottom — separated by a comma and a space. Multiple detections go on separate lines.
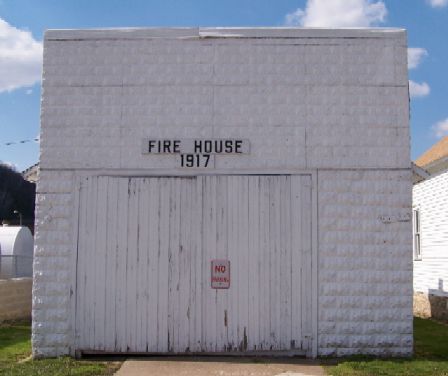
75, 175, 312, 354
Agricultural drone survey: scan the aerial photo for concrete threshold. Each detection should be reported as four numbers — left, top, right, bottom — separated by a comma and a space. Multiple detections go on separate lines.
114, 356, 325, 376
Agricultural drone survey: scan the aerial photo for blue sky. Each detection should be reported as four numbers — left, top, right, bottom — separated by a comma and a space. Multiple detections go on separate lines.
0, 0, 447, 171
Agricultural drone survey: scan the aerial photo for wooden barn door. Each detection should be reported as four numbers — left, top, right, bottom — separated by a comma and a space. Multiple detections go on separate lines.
75, 175, 312, 354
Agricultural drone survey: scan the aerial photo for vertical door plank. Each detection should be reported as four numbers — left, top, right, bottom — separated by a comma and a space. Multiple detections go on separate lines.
115, 178, 129, 351
275, 177, 282, 350
170, 179, 181, 352
167, 179, 177, 351
291, 176, 303, 349
125, 179, 139, 351
76, 178, 88, 349
259, 176, 270, 350
268, 176, 275, 350
237, 176, 249, 351
104, 178, 118, 351
136, 179, 149, 352
279, 176, 292, 349
200, 176, 208, 350
268, 177, 277, 349
187, 177, 197, 352
248, 176, 260, 351
193, 177, 203, 352
87, 176, 98, 349
83, 176, 93, 349
235, 176, 242, 350
203, 176, 217, 351
215, 176, 228, 352
178, 178, 191, 352
227, 175, 238, 350
157, 178, 170, 351
301, 175, 313, 351
147, 178, 160, 352
286, 176, 293, 350
94, 176, 108, 350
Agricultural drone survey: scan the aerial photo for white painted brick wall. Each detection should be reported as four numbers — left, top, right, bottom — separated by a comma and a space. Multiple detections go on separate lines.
318, 170, 413, 356
34, 28, 411, 357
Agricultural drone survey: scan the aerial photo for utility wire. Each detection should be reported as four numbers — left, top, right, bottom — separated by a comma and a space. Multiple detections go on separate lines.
0, 138, 40, 147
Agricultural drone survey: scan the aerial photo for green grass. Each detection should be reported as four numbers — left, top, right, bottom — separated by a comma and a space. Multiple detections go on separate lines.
0, 357, 115, 376
326, 317, 448, 376
0, 322, 120, 376
0, 323, 31, 369
2, 318, 447, 375
414, 317, 448, 359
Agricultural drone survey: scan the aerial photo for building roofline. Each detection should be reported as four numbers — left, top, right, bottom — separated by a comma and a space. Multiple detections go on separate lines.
21, 162, 39, 175
44, 27, 407, 41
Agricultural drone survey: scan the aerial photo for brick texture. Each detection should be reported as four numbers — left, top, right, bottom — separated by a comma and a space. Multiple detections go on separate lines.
318, 170, 413, 356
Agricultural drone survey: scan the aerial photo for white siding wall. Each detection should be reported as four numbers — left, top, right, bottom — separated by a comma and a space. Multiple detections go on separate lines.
33, 28, 412, 358
413, 170, 448, 297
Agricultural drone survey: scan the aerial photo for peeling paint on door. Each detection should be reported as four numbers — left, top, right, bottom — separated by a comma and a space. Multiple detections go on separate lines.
75, 175, 312, 354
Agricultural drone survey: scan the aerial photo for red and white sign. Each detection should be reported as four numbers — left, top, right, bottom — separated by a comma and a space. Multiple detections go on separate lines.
211, 259, 230, 289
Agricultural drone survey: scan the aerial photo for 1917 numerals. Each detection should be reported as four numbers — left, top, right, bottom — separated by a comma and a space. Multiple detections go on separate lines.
180, 154, 211, 168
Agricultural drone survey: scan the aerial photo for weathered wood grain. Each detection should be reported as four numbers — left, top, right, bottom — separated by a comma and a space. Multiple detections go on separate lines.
76, 175, 312, 354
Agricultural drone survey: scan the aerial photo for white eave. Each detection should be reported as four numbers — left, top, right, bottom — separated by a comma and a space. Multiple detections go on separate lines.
412, 162, 430, 184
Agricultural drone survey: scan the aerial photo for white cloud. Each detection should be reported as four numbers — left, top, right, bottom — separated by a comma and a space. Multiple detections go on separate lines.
409, 80, 430, 98
433, 118, 448, 138
427, 0, 448, 8
285, 0, 387, 27
0, 17, 42, 93
408, 48, 428, 69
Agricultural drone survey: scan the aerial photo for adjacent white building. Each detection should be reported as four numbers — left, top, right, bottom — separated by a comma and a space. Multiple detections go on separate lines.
413, 137, 448, 321
33, 27, 412, 358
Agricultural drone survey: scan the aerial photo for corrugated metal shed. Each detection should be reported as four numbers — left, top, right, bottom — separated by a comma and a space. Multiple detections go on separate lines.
0, 226, 33, 278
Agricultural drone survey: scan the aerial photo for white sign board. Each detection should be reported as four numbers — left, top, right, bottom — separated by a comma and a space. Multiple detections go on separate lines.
211, 259, 230, 289
142, 139, 250, 155
142, 138, 249, 168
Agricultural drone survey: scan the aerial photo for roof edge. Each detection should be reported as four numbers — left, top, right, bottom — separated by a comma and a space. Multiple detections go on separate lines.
417, 155, 448, 174
412, 162, 430, 184
44, 27, 407, 41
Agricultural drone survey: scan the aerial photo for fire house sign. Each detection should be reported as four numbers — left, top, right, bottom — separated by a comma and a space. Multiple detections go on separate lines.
142, 138, 250, 168
211, 259, 230, 289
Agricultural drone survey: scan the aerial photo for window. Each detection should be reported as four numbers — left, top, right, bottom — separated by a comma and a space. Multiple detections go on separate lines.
413, 209, 422, 260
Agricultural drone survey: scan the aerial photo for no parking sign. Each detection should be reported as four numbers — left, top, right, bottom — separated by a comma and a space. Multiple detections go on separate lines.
211, 259, 230, 289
